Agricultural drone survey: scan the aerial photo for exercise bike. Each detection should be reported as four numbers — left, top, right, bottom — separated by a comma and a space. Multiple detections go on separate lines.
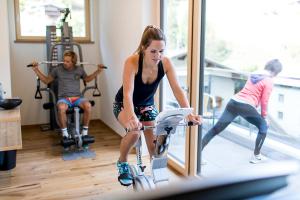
127, 108, 195, 191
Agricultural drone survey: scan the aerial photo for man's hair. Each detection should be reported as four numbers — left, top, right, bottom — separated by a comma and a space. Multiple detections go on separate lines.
264, 59, 282, 76
63, 50, 77, 65
135, 25, 166, 54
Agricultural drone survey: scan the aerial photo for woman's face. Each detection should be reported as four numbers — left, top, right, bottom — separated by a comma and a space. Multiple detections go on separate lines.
143, 40, 165, 66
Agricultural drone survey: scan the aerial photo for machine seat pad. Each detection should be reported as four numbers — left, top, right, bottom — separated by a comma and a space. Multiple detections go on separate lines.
66, 100, 95, 114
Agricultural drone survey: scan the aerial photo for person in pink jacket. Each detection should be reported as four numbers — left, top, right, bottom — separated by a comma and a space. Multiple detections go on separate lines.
202, 59, 282, 163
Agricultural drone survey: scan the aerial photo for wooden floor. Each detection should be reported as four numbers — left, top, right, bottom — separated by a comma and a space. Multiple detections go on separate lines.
0, 120, 180, 200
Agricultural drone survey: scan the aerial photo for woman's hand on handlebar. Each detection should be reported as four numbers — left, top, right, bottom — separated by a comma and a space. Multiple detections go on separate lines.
187, 113, 203, 125
125, 115, 142, 132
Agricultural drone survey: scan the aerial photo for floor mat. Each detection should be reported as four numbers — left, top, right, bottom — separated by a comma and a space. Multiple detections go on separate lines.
62, 149, 96, 161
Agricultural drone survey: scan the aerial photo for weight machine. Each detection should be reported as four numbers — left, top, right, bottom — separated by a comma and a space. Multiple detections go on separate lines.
42, 8, 100, 131
29, 8, 102, 160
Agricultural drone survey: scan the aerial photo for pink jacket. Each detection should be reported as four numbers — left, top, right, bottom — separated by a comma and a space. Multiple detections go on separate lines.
235, 71, 273, 118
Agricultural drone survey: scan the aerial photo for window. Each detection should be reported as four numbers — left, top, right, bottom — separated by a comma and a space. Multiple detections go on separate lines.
159, 0, 300, 177
278, 111, 284, 120
14, 0, 91, 42
278, 94, 284, 103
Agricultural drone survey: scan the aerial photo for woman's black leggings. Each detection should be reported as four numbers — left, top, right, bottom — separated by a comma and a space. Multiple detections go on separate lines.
202, 99, 268, 155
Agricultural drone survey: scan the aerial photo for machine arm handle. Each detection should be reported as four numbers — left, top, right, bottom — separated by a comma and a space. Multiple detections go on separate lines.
34, 78, 42, 99
93, 88, 101, 97
27, 61, 108, 68
92, 79, 101, 97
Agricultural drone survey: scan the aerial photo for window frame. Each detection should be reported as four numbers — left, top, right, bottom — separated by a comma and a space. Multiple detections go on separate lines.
14, 0, 91, 43
160, 0, 195, 176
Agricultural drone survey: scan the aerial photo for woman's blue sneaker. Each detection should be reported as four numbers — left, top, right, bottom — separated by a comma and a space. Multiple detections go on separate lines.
117, 161, 133, 186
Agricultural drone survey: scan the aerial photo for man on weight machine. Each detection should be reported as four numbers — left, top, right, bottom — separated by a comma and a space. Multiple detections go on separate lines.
31, 50, 104, 145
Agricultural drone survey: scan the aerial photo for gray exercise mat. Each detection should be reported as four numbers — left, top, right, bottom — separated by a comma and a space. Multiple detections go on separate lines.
62, 149, 96, 161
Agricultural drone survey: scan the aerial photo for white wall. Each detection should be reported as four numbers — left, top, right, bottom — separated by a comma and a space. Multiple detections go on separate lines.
0, 0, 12, 98
98, 0, 159, 136
269, 86, 300, 137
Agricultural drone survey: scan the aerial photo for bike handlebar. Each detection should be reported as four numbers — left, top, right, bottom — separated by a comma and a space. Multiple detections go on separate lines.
125, 121, 196, 133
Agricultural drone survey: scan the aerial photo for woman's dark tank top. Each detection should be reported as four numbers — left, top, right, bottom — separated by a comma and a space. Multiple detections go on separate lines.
115, 54, 165, 106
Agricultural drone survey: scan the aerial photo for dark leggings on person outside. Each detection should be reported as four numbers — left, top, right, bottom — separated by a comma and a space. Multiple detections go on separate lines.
202, 99, 268, 155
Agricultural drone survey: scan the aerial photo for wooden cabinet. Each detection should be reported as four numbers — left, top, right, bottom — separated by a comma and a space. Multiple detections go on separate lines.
0, 107, 22, 151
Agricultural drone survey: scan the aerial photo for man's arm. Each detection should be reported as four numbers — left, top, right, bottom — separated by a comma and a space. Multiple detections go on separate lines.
32, 62, 54, 84
84, 64, 105, 82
